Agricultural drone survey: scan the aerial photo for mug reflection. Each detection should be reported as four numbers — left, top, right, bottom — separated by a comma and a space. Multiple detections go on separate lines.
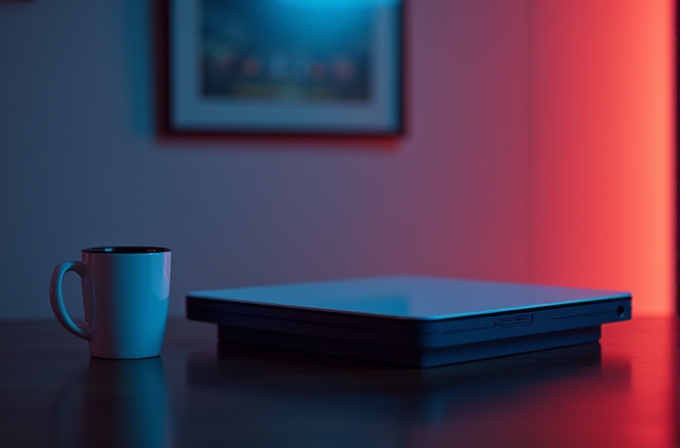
54, 357, 173, 448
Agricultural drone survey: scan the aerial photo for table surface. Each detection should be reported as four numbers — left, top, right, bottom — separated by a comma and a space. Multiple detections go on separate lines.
1, 317, 678, 448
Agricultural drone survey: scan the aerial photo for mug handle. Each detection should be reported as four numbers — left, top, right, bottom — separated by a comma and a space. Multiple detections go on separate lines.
50, 261, 92, 340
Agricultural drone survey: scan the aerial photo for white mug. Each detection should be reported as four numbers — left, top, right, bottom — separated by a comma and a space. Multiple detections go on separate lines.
50, 247, 171, 359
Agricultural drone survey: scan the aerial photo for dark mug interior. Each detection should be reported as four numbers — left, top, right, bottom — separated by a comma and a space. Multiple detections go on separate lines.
83, 247, 171, 254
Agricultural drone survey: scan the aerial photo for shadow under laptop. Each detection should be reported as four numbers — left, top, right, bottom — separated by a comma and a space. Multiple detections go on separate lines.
180, 340, 631, 448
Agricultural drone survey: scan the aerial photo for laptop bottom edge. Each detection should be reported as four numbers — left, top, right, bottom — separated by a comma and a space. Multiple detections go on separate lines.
217, 325, 602, 368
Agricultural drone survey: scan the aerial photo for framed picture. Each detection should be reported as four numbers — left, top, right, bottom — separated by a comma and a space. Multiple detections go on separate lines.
167, 0, 403, 136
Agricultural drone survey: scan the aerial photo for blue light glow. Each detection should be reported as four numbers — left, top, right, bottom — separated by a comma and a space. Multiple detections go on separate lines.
272, 0, 401, 10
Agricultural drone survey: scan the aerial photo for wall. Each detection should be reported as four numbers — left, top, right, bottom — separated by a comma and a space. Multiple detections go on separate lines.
0, 0, 531, 319
0, 0, 672, 319
531, 0, 675, 315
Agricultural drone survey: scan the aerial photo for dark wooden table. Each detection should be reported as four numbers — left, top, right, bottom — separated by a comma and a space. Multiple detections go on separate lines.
1, 317, 678, 448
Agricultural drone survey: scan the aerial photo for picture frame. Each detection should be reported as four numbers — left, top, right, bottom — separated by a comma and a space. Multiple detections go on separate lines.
167, 0, 404, 136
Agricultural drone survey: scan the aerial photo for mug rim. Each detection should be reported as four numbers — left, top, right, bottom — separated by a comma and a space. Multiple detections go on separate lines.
83, 247, 171, 254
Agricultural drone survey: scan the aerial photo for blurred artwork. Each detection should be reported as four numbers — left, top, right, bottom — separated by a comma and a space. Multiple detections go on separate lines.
169, 0, 401, 134
201, 0, 372, 103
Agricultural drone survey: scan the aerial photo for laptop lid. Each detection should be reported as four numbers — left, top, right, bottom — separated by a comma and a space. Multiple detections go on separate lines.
186, 275, 631, 321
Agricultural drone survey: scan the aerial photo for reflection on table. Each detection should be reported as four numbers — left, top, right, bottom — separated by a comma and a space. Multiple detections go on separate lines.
53, 357, 172, 448
0, 317, 676, 448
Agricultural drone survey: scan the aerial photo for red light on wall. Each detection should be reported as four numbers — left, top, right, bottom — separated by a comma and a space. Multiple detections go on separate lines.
530, 0, 674, 315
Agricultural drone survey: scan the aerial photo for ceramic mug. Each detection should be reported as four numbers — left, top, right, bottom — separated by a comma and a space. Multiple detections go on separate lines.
50, 247, 171, 359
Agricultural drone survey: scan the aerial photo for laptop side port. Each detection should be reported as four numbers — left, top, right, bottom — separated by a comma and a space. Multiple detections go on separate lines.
494, 314, 534, 328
